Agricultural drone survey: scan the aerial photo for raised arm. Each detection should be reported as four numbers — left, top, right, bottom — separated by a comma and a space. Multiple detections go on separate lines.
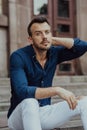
52, 38, 87, 63
52, 37, 74, 49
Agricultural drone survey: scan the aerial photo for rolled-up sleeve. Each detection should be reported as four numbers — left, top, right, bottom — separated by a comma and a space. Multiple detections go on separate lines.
58, 38, 87, 63
72, 38, 87, 53
10, 52, 37, 100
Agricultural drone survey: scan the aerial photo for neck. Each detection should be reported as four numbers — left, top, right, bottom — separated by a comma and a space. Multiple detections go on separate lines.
33, 46, 47, 61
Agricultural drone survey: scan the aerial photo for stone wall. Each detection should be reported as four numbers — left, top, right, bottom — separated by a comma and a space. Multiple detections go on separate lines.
8, 0, 32, 53
76, 0, 87, 74
0, 28, 8, 77
0, 0, 8, 77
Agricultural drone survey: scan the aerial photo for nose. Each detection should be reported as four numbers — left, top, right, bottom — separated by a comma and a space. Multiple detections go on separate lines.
42, 32, 47, 38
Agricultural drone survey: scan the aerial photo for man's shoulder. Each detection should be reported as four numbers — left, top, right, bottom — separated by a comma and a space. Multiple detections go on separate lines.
11, 45, 32, 57
10, 45, 32, 65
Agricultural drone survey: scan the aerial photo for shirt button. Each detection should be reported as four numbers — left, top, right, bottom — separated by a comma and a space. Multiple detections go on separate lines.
41, 80, 44, 83
41, 80, 44, 86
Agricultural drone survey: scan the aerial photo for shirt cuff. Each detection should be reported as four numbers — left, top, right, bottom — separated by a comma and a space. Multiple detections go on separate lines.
27, 86, 37, 98
70, 38, 80, 52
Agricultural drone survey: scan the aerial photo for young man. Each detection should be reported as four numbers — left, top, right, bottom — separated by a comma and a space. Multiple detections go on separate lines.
8, 16, 87, 130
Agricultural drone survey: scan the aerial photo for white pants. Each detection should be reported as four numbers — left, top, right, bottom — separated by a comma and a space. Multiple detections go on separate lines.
8, 97, 87, 130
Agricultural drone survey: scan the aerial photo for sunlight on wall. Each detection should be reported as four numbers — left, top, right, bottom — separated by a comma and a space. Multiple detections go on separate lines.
0, 0, 2, 14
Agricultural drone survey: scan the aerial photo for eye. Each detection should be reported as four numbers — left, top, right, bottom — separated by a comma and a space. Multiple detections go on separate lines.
45, 30, 50, 34
35, 32, 42, 36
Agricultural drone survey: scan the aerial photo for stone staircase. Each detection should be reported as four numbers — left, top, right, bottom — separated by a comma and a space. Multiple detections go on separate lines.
52, 76, 87, 104
52, 76, 87, 130
0, 76, 87, 130
0, 78, 10, 130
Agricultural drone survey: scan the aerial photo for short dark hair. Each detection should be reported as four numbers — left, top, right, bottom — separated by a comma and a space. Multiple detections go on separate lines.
27, 16, 50, 36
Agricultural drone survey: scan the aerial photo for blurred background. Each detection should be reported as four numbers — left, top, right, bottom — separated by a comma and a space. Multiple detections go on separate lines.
0, 0, 87, 77
0, 1, 87, 129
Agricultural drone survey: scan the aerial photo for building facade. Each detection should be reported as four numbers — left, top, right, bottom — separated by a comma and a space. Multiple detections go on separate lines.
0, 0, 87, 77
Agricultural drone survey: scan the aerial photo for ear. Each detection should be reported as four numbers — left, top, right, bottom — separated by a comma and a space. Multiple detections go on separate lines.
28, 36, 33, 44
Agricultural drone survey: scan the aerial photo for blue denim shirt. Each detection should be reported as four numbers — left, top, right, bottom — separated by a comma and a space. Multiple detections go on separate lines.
8, 38, 87, 118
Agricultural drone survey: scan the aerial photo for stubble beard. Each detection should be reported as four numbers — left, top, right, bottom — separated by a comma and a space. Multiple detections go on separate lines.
33, 41, 51, 51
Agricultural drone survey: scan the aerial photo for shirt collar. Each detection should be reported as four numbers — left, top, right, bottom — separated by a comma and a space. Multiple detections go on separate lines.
29, 44, 53, 59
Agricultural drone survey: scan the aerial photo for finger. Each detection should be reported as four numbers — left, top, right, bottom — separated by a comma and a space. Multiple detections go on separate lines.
67, 98, 73, 109
70, 97, 77, 110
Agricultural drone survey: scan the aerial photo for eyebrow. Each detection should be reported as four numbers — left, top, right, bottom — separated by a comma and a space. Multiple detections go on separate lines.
34, 31, 42, 33
34, 29, 51, 33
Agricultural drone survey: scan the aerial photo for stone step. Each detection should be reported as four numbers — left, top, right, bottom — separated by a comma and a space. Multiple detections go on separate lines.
0, 96, 10, 103
0, 86, 10, 90
0, 76, 86, 91
0, 111, 9, 130
0, 88, 11, 103
0, 111, 8, 128
0, 99, 10, 104
53, 76, 87, 84
0, 79, 10, 86
0, 128, 9, 130
0, 76, 87, 85
0, 83, 87, 91
0, 103, 10, 111
0, 89, 10, 94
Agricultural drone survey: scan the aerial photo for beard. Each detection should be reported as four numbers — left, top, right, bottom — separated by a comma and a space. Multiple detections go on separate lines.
33, 39, 52, 51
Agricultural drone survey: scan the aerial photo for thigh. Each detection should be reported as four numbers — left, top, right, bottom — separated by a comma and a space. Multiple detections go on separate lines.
40, 101, 80, 130
8, 103, 24, 130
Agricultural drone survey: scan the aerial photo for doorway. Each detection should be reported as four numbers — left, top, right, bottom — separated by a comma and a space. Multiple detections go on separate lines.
32, 0, 82, 75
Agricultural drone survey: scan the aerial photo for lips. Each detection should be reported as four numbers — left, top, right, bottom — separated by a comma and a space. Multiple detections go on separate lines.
42, 42, 49, 46
42, 40, 49, 43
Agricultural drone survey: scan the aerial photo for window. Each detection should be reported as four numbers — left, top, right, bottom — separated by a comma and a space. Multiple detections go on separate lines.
53, 0, 76, 37
0, 0, 2, 14
33, 0, 48, 15
58, 0, 69, 18
59, 63, 71, 72
57, 24, 70, 33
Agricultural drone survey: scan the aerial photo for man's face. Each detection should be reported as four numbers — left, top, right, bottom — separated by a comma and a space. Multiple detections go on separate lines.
29, 22, 52, 51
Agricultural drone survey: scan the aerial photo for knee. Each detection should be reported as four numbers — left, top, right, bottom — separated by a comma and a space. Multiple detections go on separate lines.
21, 98, 39, 111
22, 98, 39, 106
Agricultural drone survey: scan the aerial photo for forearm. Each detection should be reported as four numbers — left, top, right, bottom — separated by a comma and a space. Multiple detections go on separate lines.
52, 37, 74, 49
35, 86, 78, 110
35, 86, 73, 99
35, 87, 57, 99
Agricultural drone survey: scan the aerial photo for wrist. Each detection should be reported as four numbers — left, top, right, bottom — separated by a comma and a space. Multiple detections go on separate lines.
54, 87, 62, 95
52, 37, 60, 46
